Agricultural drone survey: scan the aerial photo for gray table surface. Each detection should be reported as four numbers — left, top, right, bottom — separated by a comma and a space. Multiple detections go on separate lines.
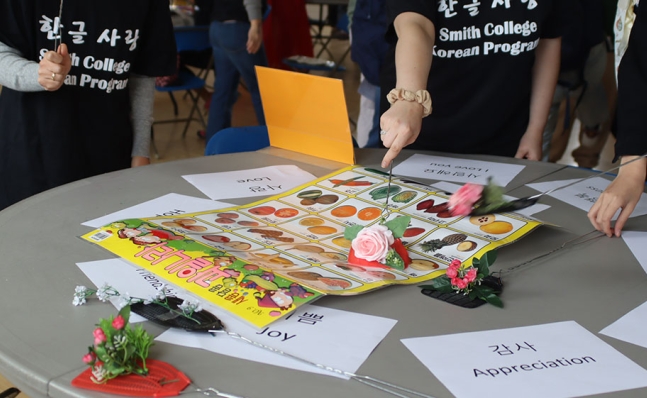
1, 148, 646, 398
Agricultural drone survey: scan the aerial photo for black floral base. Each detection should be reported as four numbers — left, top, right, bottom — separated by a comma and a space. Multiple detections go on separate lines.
420, 276, 503, 309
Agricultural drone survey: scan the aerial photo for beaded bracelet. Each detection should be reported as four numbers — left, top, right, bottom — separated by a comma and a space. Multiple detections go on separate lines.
386, 88, 432, 117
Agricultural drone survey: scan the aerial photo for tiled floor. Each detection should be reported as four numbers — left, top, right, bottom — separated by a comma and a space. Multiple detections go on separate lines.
150, 34, 360, 163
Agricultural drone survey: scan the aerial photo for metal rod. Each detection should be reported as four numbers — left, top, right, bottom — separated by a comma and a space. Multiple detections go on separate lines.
210, 330, 436, 398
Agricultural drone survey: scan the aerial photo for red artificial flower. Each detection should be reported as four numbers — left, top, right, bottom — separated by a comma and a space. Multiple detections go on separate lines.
112, 315, 125, 330
82, 352, 96, 364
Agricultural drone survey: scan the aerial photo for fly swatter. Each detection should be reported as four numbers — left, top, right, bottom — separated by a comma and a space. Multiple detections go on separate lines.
131, 297, 436, 398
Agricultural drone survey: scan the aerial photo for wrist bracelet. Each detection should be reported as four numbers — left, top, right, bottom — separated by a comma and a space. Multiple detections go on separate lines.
386, 88, 432, 117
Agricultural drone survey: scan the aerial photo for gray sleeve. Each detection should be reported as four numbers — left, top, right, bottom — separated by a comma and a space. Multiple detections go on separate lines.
244, 0, 263, 21
0, 40, 44, 92
129, 75, 155, 159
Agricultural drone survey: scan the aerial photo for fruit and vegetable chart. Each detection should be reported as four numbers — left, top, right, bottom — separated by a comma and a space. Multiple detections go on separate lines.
145, 166, 543, 296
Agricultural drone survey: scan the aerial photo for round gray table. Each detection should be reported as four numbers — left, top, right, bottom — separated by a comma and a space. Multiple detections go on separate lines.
0, 148, 646, 398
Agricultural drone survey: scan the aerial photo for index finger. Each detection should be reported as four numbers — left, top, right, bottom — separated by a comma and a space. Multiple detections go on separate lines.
380, 131, 410, 168
381, 147, 399, 168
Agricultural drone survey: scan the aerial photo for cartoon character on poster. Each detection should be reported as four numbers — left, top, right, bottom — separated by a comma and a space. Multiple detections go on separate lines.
240, 271, 314, 311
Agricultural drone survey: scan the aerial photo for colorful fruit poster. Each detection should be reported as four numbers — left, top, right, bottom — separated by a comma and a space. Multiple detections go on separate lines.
82, 166, 544, 327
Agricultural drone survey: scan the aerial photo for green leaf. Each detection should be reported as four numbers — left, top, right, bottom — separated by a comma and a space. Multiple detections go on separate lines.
118, 305, 131, 325
384, 216, 411, 239
344, 225, 364, 241
481, 250, 498, 268
471, 257, 480, 266
421, 276, 453, 293
483, 293, 503, 308
93, 344, 108, 360
385, 249, 405, 270
474, 286, 495, 296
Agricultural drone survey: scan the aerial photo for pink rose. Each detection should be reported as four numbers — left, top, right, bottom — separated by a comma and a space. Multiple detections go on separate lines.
453, 278, 468, 290
93, 328, 106, 345
446, 267, 458, 279
449, 259, 462, 270
465, 268, 477, 283
82, 352, 96, 364
448, 183, 483, 216
351, 224, 394, 263
112, 315, 125, 330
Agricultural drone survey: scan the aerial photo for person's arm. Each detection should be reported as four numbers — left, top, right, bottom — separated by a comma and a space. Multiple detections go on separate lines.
129, 75, 155, 167
244, 0, 263, 54
589, 156, 646, 237
515, 37, 561, 161
0, 40, 42, 91
588, 4, 647, 237
379, 12, 434, 168
0, 40, 71, 92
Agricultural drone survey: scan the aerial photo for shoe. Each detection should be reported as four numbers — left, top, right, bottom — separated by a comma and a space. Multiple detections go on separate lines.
330, 27, 349, 40
571, 125, 609, 169
579, 125, 602, 147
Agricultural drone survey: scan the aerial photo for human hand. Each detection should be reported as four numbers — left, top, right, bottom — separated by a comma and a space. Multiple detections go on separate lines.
379, 100, 424, 168
246, 21, 263, 54
588, 157, 647, 237
514, 130, 542, 161
38, 43, 71, 91
131, 156, 150, 168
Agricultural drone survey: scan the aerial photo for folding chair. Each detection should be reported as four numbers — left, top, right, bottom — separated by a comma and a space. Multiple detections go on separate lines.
151, 25, 211, 158
204, 126, 270, 155
286, 12, 350, 76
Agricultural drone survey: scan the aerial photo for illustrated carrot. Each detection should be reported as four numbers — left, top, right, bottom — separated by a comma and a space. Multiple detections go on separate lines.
329, 177, 374, 187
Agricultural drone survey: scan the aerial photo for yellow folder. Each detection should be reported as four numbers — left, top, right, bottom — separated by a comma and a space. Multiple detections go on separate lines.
256, 66, 355, 164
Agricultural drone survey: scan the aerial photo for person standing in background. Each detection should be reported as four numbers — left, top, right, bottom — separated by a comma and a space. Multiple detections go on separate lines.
589, 0, 646, 237
379, 0, 565, 168
541, 0, 611, 168
0, 0, 177, 210
262, 0, 314, 70
351, 0, 389, 149
203, 0, 268, 143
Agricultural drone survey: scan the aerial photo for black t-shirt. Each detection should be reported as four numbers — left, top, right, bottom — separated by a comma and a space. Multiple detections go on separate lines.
0, 0, 177, 210
616, 3, 647, 157
381, 0, 564, 157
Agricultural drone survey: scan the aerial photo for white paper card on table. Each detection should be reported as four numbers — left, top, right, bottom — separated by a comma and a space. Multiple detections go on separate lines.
622, 231, 647, 274
527, 177, 647, 218
430, 182, 550, 217
75, 258, 397, 378
182, 165, 316, 200
600, 301, 647, 350
392, 154, 525, 187
82, 193, 232, 228
157, 303, 396, 379
402, 321, 647, 398
76, 259, 184, 322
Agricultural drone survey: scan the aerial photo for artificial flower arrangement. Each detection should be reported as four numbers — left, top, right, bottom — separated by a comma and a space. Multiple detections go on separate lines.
74, 284, 203, 383
419, 250, 503, 308
345, 215, 412, 270
82, 305, 153, 383
447, 178, 512, 216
